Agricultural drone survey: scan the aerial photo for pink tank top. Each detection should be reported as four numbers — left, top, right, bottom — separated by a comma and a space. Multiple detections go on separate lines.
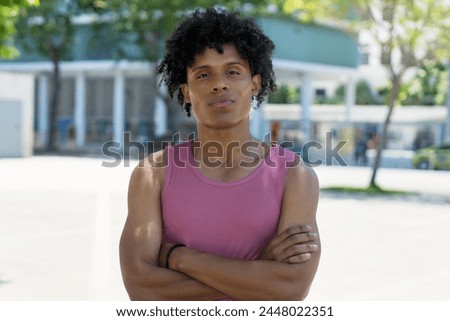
161, 141, 297, 260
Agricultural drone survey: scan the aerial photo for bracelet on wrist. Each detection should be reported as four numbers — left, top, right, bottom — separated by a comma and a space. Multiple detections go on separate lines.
165, 244, 185, 269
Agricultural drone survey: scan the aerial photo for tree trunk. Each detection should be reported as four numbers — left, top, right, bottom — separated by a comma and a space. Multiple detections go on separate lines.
47, 47, 61, 151
160, 91, 177, 135
369, 74, 401, 187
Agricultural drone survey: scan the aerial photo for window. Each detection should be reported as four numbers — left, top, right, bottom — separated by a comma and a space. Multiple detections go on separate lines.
359, 44, 370, 65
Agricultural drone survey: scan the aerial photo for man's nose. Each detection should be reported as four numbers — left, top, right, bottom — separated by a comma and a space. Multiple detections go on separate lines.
211, 76, 228, 92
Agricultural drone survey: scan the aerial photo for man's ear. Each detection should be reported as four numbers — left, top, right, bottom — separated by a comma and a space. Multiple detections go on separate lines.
181, 84, 191, 103
251, 74, 261, 96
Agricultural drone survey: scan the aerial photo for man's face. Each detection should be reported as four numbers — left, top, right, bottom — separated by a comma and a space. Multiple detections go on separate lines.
182, 44, 261, 130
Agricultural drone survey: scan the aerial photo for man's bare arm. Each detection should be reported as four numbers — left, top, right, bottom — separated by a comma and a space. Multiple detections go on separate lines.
119, 152, 226, 300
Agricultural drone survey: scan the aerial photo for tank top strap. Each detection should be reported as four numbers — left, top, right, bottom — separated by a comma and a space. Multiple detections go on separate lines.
163, 140, 192, 190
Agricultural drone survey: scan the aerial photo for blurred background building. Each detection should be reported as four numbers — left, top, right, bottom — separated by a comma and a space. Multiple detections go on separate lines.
1, 15, 359, 151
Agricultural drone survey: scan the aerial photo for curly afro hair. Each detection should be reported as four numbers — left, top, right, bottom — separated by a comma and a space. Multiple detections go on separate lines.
156, 8, 277, 117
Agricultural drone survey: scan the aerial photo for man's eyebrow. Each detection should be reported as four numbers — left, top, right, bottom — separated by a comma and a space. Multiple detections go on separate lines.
225, 61, 247, 68
190, 64, 210, 72
189, 61, 246, 72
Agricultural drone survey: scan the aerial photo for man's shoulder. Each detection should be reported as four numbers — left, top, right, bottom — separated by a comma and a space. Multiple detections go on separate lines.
131, 148, 168, 186
285, 159, 319, 192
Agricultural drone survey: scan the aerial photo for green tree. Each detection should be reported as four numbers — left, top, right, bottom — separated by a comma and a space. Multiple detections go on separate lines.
268, 84, 300, 104
322, 0, 450, 188
333, 80, 380, 105
267, 0, 327, 22
15, 0, 103, 151
0, 0, 37, 59
398, 62, 448, 105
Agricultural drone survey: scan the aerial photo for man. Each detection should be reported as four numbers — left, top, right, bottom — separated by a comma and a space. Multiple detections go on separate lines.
119, 8, 320, 300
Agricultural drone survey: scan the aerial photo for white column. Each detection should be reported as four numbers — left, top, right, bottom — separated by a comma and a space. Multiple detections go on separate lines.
134, 79, 143, 126
250, 107, 263, 140
434, 124, 441, 145
445, 72, 450, 143
74, 72, 86, 147
113, 70, 125, 147
154, 85, 168, 137
37, 74, 49, 148
345, 75, 356, 126
300, 73, 313, 142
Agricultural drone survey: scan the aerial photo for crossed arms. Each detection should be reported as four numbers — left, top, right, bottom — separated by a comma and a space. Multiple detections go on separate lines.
119, 152, 320, 300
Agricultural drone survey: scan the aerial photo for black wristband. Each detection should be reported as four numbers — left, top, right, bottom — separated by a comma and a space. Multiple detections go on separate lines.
165, 244, 185, 269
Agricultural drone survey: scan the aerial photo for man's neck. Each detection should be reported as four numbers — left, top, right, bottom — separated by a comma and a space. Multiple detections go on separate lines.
194, 122, 263, 168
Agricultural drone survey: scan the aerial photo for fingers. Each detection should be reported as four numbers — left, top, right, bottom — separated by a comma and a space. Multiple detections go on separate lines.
284, 253, 311, 264
264, 225, 313, 251
275, 225, 313, 244
284, 231, 319, 250
263, 225, 320, 263
276, 225, 319, 251
279, 243, 319, 263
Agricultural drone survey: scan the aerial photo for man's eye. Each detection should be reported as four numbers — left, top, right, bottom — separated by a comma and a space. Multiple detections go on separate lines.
229, 70, 240, 75
197, 73, 208, 79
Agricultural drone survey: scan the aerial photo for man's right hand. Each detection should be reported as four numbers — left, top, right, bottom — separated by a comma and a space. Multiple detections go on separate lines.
257, 225, 320, 264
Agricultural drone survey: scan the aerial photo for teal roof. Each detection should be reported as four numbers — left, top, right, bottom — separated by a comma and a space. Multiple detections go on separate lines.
259, 17, 359, 68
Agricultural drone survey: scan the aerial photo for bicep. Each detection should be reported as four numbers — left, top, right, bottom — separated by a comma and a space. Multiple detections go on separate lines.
120, 165, 164, 280
277, 164, 319, 233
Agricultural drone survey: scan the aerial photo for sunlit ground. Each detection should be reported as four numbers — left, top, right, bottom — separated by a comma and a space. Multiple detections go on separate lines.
0, 156, 449, 300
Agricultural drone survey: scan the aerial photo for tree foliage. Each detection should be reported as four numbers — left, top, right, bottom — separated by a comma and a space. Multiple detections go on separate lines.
268, 84, 300, 104
266, 0, 327, 22
398, 62, 448, 105
333, 80, 381, 105
0, 0, 37, 59
15, 0, 103, 59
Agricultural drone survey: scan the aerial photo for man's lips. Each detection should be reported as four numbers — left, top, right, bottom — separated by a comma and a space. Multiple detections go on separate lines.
209, 98, 234, 108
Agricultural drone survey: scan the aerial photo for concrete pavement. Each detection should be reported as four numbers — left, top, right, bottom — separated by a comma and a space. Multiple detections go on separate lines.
0, 156, 449, 300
